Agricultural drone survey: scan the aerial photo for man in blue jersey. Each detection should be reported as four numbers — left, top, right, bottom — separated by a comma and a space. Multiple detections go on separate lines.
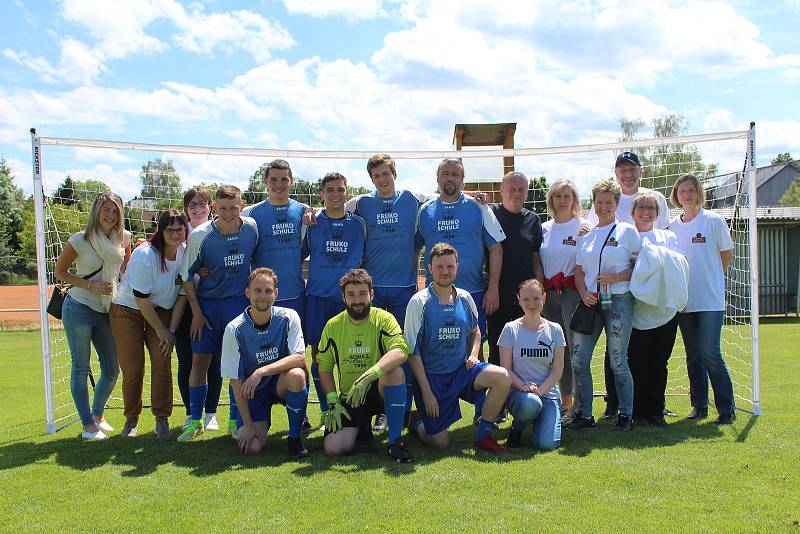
221, 268, 309, 458
178, 185, 259, 442
405, 243, 511, 453
302, 172, 366, 419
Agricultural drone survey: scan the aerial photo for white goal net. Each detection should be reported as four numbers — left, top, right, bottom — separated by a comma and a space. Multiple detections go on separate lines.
31, 127, 760, 433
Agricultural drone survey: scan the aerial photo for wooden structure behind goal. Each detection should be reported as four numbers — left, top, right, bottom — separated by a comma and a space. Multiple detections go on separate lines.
454, 122, 516, 203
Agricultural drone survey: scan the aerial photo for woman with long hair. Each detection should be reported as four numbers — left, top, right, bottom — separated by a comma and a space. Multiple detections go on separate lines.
109, 209, 188, 438
54, 191, 131, 440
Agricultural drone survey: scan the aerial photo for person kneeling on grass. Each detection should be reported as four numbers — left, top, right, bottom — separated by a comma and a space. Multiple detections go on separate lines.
319, 269, 412, 463
220, 268, 309, 458
498, 279, 565, 450
404, 243, 511, 454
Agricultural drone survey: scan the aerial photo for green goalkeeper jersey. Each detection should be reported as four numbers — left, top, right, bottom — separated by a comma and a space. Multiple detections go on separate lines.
317, 307, 408, 394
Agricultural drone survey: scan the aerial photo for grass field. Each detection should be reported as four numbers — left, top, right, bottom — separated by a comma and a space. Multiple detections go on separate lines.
1, 320, 798, 532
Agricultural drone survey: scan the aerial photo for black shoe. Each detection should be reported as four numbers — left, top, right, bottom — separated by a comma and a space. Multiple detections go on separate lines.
663, 408, 677, 417
287, 437, 309, 459
648, 415, 668, 428
301, 416, 314, 436
566, 416, 597, 430
372, 414, 388, 433
614, 414, 633, 432
602, 406, 618, 420
687, 407, 708, 420
632, 416, 649, 427
495, 409, 508, 425
505, 429, 523, 448
714, 411, 736, 425
388, 438, 412, 463
473, 414, 499, 429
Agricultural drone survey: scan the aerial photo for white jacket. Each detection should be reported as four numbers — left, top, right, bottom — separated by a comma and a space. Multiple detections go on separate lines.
630, 240, 689, 330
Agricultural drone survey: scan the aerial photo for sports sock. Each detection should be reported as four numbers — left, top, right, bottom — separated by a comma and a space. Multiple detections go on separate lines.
228, 382, 238, 421
285, 387, 309, 439
311, 362, 329, 412
402, 362, 414, 415
473, 389, 486, 417
189, 384, 208, 422
475, 418, 495, 441
383, 384, 406, 443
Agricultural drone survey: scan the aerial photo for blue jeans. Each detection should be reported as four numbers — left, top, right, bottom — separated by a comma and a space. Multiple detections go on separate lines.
678, 311, 735, 414
62, 296, 119, 426
506, 390, 561, 450
573, 292, 634, 418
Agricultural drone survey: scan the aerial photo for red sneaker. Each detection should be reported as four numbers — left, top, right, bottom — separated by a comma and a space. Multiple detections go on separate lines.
474, 434, 509, 454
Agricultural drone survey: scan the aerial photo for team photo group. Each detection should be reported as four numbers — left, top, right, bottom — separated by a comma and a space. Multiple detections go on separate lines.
53, 150, 737, 463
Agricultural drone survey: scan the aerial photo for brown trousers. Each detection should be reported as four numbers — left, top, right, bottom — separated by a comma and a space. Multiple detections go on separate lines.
109, 304, 173, 419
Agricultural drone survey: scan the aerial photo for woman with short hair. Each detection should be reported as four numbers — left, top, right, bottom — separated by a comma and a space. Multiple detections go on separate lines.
669, 174, 736, 424
54, 191, 131, 440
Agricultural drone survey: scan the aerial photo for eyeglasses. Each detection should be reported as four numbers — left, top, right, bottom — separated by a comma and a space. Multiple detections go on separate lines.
634, 205, 658, 211
164, 227, 186, 236
187, 202, 208, 210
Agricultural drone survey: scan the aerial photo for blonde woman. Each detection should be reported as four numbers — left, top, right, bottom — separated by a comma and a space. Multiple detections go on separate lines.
54, 191, 132, 440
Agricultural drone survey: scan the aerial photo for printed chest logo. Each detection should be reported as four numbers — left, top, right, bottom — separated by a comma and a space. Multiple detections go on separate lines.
255, 342, 279, 364
436, 208, 459, 237
377, 203, 399, 232
438, 309, 460, 342
348, 338, 371, 368
562, 235, 577, 246
224, 241, 244, 271
520, 339, 552, 358
326, 222, 349, 259
692, 233, 706, 244
606, 237, 619, 247
272, 207, 295, 243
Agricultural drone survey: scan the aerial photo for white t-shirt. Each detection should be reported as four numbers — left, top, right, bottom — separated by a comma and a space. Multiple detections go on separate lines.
576, 222, 640, 294
540, 217, 588, 279
114, 242, 185, 310
67, 230, 131, 313
588, 187, 670, 229
497, 318, 565, 400
669, 209, 734, 312
632, 228, 686, 330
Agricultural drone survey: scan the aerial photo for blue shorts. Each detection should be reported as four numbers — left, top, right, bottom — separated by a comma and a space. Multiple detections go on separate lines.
306, 293, 346, 347
470, 290, 487, 343
236, 377, 283, 428
413, 362, 489, 435
276, 293, 306, 338
191, 295, 249, 354
373, 285, 415, 326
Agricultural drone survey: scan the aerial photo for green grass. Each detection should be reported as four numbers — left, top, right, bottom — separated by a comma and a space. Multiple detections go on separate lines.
1, 320, 799, 532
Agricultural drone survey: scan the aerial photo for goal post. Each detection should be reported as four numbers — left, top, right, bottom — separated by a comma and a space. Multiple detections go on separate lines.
31, 127, 760, 433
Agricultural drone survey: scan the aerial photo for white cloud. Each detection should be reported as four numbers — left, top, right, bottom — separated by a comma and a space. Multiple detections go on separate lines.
280, 0, 386, 21
703, 108, 736, 133
4, 37, 104, 85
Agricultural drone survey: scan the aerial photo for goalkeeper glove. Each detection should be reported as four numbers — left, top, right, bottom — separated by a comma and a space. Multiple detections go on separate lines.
345, 365, 383, 407
323, 391, 351, 433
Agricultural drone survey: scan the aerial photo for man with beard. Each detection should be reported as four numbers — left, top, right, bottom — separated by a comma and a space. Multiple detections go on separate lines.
220, 268, 309, 458
317, 269, 412, 463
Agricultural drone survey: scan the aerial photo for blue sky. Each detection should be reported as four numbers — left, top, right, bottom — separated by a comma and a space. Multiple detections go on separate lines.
2, 0, 799, 200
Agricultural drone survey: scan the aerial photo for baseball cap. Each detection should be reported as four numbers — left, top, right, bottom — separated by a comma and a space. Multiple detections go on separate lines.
615, 151, 641, 167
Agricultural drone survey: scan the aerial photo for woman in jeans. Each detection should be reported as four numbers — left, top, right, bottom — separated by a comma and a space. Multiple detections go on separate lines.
567, 179, 640, 432
54, 191, 131, 440
110, 209, 188, 438
540, 178, 589, 421
669, 174, 736, 424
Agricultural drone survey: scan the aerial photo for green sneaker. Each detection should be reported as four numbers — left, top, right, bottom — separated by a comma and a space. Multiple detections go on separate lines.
177, 420, 203, 442
229, 419, 239, 440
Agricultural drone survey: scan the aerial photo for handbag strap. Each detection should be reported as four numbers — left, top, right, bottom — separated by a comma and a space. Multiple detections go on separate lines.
81, 265, 103, 281
596, 224, 617, 292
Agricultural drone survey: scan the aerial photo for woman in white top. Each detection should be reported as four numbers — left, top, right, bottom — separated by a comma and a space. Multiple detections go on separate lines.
568, 180, 640, 432
540, 179, 587, 417
669, 174, 736, 424
627, 191, 684, 427
54, 191, 131, 440
499, 279, 565, 450
109, 209, 188, 438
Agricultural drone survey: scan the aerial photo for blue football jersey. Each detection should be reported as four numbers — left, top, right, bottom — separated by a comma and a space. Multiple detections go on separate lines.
301, 211, 366, 298
404, 285, 479, 375
180, 217, 258, 300
243, 199, 309, 300
220, 306, 306, 394
416, 194, 506, 293
350, 190, 422, 288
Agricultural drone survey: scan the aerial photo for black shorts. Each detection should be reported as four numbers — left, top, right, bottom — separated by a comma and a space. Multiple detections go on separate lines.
324, 384, 383, 440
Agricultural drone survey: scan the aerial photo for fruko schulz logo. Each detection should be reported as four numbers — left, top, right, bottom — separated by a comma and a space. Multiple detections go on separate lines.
606, 237, 619, 247
692, 233, 707, 244
562, 235, 577, 246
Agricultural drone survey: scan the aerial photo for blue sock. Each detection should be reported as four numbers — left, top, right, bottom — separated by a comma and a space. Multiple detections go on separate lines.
228, 383, 238, 421
311, 362, 328, 412
189, 384, 207, 421
402, 362, 414, 415
383, 384, 406, 443
285, 387, 309, 439
475, 418, 495, 441
473, 389, 486, 417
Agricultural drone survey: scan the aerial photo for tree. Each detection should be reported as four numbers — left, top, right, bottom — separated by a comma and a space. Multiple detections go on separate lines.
779, 173, 800, 206
772, 152, 792, 164
140, 159, 182, 206
524, 175, 549, 218
0, 159, 24, 253
618, 114, 718, 196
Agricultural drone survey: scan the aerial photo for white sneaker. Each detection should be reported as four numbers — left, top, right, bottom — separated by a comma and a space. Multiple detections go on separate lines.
95, 418, 113, 433
203, 413, 219, 431
182, 416, 192, 430
82, 428, 107, 440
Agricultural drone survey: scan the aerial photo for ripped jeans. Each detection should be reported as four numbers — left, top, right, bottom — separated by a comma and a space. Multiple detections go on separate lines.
572, 292, 634, 418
